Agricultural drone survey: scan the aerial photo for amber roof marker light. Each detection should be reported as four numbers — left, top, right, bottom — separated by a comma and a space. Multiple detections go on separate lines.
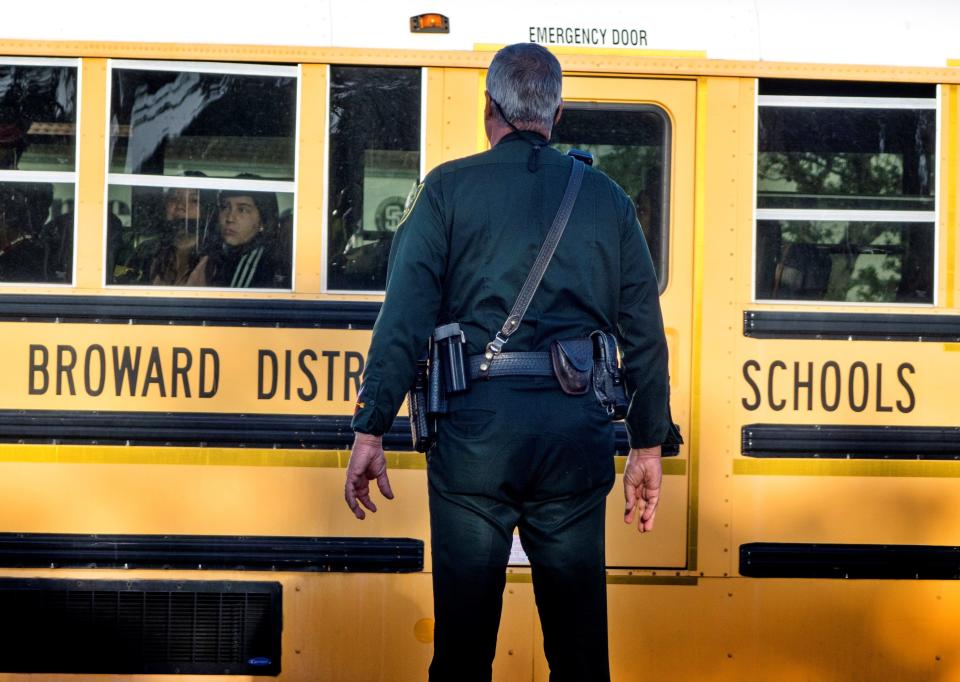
410, 13, 450, 33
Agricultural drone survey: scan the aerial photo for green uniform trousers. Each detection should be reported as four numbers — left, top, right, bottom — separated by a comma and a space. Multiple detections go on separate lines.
427, 376, 615, 682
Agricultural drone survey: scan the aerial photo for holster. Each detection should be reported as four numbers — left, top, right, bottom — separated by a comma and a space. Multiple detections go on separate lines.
590, 330, 629, 420
550, 331, 629, 421
428, 338, 448, 415
408, 356, 435, 453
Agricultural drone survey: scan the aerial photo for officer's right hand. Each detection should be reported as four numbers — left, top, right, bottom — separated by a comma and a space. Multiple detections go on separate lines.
344, 432, 394, 520
623, 446, 662, 533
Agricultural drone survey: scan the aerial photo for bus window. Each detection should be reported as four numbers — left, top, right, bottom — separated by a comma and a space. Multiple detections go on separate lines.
106, 63, 297, 289
326, 66, 422, 292
756, 80, 936, 303
0, 62, 77, 284
551, 103, 670, 290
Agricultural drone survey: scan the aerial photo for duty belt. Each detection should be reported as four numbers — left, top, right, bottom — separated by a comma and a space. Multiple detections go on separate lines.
467, 352, 553, 380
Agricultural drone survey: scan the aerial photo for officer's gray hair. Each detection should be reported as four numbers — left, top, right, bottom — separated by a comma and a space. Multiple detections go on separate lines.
486, 43, 562, 131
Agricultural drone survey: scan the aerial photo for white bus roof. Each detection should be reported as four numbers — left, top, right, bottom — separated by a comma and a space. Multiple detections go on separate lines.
4, 0, 960, 69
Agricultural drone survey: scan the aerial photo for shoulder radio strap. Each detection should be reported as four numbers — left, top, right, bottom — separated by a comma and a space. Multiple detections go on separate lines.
477, 157, 586, 377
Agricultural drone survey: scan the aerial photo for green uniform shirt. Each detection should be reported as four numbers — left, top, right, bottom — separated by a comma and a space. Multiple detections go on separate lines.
352, 133, 674, 449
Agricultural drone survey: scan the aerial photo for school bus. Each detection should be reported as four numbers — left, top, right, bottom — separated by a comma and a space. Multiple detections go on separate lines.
0, 1, 958, 679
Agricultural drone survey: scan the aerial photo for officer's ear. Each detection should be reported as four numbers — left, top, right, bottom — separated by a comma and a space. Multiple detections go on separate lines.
553, 102, 563, 126
484, 92, 494, 120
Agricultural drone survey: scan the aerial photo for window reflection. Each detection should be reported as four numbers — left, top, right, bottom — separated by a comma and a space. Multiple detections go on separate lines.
109, 69, 296, 179
551, 105, 669, 288
755, 81, 936, 304
758, 108, 935, 210
0, 65, 77, 172
757, 221, 933, 303
327, 67, 421, 291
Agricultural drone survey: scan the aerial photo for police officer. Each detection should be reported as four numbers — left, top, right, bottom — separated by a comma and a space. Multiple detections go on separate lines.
345, 43, 676, 682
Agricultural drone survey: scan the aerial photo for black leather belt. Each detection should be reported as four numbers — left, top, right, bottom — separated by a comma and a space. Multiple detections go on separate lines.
468, 352, 554, 379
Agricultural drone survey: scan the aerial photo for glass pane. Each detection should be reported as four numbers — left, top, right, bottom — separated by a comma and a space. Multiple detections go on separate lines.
326, 67, 421, 291
0, 65, 77, 171
107, 184, 293, 289
551, 105, 668, 287
109, 69, 296, 179
0, 181, 74, 283
758, 107, 935, 211
755, 220, 933, 303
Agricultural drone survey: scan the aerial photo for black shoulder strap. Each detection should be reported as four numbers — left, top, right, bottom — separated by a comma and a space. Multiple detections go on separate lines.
478, 158, 586, 376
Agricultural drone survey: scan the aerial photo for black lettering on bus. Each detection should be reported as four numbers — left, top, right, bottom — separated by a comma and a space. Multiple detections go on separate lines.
638, 29, 648, 46
741, 360, 761, 410
112, 346, 141, 396
199, 348, 219, 398
820, 361, 841, 412
258, 350, 278, 399
323, 350, 340, 401
284, 349, 292, 401
141, 347, 166, 397
897, 362, 916, 413
849, 361, 869, 412
298, 350, 318, 402
768, 360, 786, 411
56, 345, 77, 396
875, 362, 893, 413
83, 344, 106, 397
171, 347, 192, 398
28, 344, 49, 395
344, 351, 365, 401
794, 361, 814, 411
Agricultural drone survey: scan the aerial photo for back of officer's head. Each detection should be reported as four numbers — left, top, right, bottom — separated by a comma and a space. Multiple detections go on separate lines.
486, 43, 562, 131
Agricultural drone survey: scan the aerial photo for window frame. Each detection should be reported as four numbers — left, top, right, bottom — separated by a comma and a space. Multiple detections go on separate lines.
320, 65, 428, 295
553, 100, 673, 294
751, 81, 941, 307
0, 57, 80, 289
102, 59, 301, 292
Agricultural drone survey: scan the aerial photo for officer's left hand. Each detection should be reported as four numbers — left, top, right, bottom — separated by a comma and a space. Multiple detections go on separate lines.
344, 432, 394, 520
623, 446, 662, 533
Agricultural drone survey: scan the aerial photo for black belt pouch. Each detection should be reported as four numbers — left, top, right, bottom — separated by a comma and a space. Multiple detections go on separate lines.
550, 338, 593, 395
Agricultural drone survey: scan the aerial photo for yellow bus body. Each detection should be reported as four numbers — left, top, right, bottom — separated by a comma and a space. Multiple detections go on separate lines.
0, 33, 957, 681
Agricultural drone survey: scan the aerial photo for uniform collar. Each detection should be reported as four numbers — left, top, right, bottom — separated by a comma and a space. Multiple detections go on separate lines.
495, 131, 549, 147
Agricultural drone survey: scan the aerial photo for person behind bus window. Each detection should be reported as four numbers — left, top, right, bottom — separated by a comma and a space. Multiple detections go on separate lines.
148, 186, 205, 286
0, 182, 54, 282
186, 188, 286, 288
110, 180, 208, 286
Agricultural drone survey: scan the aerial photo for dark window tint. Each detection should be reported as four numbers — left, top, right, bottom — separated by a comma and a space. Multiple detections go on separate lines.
0, 65, 77, 171
0, 182, 74, 283
551, 104, 669, 288
758, 107, 935, 211
107, 184, 293, 289
326, 67, 421, 291
109, 70, 296, 179
756, 220, 933, 303
756, 81, 936, 304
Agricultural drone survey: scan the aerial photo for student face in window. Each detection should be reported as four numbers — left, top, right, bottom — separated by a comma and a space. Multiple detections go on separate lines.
165, 188, 200, 222
218, 195, 262, 247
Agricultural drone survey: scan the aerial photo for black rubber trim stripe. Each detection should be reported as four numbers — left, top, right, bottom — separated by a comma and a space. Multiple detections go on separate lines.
743, 310, 960, 341
0, 410, 680, 456
0, 294, 381, 329
0, 410, 413, 450
742, 423, 960, 459
740, 543, 960, 579
0, 533, 423, 572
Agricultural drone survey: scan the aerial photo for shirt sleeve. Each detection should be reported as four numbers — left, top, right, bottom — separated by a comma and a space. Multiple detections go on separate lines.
351, 173, 447, 436
614, 189, 676, 449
